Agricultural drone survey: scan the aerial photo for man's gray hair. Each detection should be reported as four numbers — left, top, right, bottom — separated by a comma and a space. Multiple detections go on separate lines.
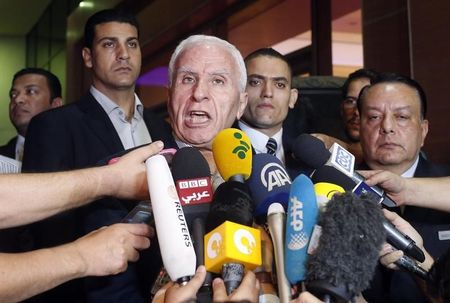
168, 35, 247, 92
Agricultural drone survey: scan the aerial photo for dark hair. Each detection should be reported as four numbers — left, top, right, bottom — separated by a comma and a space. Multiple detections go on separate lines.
84, 9, 139, 49
244, 48, 292, 79
358, 72, 427, 119
342, 68, 379, 99
12, 68, 62, 101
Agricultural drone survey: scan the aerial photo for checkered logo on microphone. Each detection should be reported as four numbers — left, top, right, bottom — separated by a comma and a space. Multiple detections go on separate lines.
287, 231, 308, 250
335, 145, 353, 173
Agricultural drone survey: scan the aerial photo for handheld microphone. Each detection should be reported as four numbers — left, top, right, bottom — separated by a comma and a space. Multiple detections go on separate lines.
284, 174, 318, 285
293, 134, 397, 208
310, 164, 425, 263
204, 180, 261, 294
305, 192, 386, 302
145, 154, 196, 283
212, 128, 252, 182
267, 203, 291, 303
246, 153, 291, 221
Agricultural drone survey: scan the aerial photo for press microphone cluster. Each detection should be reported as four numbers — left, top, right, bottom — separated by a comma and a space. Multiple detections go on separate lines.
293, 134, 426, 263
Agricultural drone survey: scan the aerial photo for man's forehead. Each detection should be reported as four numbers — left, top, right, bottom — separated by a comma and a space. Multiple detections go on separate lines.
94, 22, 138, 38
365, 82, 420, 104
13, 74, 47, 87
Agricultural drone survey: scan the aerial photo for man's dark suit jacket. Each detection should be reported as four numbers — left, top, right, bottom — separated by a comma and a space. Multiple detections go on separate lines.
361, 154, 450, 303
22, 93, 176, 303
0, 136, 16, 159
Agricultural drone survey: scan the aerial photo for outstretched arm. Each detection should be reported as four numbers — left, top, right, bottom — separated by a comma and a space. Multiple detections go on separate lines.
0, 141, 163, 228
0, 223, 151, 303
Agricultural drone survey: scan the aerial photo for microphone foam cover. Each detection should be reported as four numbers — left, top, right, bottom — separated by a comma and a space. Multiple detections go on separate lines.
212, 128, 252, 181
172, 147, 211, 180
292, 134, 330, 169
306, 192, 386, 298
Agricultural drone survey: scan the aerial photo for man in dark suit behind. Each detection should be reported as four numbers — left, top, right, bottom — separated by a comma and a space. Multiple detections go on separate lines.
0, 68, 62, 161
357, 73, 450, 303
22, 9, 175, 303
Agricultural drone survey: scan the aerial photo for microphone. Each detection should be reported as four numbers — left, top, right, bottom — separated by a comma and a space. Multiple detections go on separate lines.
305, 192, 386, 302
246, 153, 292, 221
145, 154, 196, 283
212, 128, 252, 182
293, 134, 397, 208
267, 203, 291, 303
284, 174, 319, 285
204, 180, 261, 295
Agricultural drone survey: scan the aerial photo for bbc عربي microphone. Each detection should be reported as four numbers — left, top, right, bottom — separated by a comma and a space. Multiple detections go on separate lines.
246, 153, 291, 222
284, 174, 318, 286
212, 128, 252, 182
145, 154, 196, 283
204, 181, 261, 295
296, 134, 425, 262
293, 134, 396, 208
305, 192, 386, 302
267, 202, 291, 303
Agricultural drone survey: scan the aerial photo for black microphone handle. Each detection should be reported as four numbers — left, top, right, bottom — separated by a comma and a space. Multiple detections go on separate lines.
192, 218, 213, 302
382, 220, 425, 262
395, 255, 430, 281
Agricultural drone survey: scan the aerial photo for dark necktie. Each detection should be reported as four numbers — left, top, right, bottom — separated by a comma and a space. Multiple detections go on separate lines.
266, 138, 277, 155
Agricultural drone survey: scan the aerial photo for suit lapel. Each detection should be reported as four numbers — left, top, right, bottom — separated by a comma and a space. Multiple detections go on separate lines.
76, 93, 124, 153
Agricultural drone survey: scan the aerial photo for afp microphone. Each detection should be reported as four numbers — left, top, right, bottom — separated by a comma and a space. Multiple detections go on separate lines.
284, 174, 319, 285
212, 128, 252, 182
145, 154, 196, 283
246, 153, 291, 221
293, 134, 397, 208
306, 192, 386, 302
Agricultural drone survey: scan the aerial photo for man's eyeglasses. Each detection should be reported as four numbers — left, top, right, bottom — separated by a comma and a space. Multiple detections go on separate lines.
342, 97, 357, 109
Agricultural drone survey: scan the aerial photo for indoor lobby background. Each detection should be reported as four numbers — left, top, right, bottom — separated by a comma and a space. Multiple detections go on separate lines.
1, 0, 449, 165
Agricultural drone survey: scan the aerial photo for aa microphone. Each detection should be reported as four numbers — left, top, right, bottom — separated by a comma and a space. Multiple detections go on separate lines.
212, 128, 252, 182
305, 192, 386, 302
310, 165, 425, 263
204, 180, 261, 295
246, 153, 291, 221
145, 154, 196, 283
293, 134, 397, 208
267, 203, 291, 303
284, 174, 318, 286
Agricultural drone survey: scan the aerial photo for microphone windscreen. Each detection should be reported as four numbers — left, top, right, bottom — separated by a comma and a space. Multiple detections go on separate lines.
284, 174, 318, 284
292, 134, 330, 169
212, 128, 252, 181
246, 153, 291, 220
310, 165, 356, 191
306, 192, 386, 300
206, 181, 254, 232
172, 147, 210, 180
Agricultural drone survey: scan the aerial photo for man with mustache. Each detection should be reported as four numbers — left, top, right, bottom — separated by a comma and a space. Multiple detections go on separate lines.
0, 68, 62, 161
22, 9, 174, 303
358, 73, 450, 303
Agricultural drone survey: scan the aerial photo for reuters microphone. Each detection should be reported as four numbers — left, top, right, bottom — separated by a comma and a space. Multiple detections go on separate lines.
204, 221, 262, 294
146, 154, 196, 283
212, 128, 252, 182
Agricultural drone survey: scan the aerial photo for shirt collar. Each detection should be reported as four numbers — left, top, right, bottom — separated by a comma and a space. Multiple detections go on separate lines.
238, 120, 283, 153
90, 86, 144, 118
401, 156, 420, 178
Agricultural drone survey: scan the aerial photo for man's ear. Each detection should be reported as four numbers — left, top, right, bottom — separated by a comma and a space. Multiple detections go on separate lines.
50, 97, 63, 108
289, 88, 298, 109
82, 47, 93, 69
236, 92, 248, 119
420, 119, 429, 147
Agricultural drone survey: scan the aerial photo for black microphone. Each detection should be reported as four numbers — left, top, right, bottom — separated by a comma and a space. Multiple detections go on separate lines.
305, 192, 386, 302
293, 134, 397, 208
171, 147, 213, 301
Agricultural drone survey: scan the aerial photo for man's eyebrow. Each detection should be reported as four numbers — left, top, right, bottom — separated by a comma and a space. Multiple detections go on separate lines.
247, 74, 288, 82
